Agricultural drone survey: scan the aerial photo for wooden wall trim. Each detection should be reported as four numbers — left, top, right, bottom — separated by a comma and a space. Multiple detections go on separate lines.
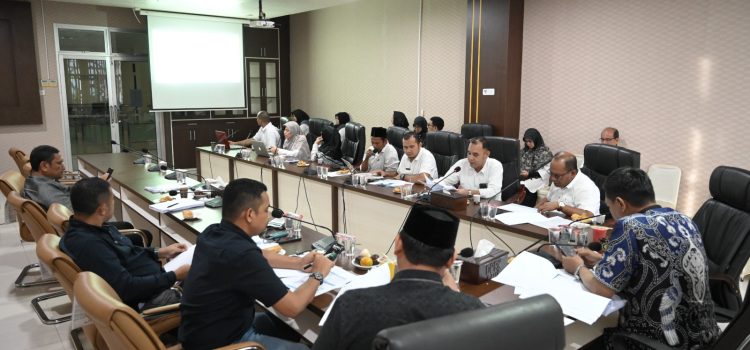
464, 0, 524, 138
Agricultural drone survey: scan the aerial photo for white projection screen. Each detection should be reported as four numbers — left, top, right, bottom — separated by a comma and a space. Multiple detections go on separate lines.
146, 13, 245, 110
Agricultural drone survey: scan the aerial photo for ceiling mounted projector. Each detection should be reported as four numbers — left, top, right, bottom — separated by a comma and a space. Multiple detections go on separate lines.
248, 0, 275, 28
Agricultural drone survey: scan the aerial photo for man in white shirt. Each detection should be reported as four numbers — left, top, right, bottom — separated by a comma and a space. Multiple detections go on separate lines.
378, 132, 438, 182
360, 127, 400, 173
436, 137, 504, 200
536, 151, 600, 217
231, 111, 280, 148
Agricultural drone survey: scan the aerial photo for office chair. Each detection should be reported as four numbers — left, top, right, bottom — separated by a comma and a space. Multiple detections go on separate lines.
342, 122, 366, 166
0, 170, 33, 242
692, 165, 750, 322
647, 164, 682, 208
306, 118, 334, 149
387, 126, 409, 159
580, 143, 641, 216
8, 147, 32, 177
5, 191, 57, 288
74, 272, 265, 350
484, 136, 521, 200
424, 131, 466, 177
372, 294, 566, 350
47, 202, 72, 235
460, 123, 493, 139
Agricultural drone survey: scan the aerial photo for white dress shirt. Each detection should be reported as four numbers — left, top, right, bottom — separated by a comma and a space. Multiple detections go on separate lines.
397, 147, 438, 179
437, 158, 504, 200
363, 143, 400, 172
252, 123, 281, 148
547, 171, 601, 214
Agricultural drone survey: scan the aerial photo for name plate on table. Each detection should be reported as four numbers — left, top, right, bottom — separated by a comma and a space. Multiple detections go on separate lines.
429, 191, 468, 211
458, 248, 509, 284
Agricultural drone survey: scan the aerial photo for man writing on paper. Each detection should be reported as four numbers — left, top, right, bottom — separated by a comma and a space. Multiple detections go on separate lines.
375, 132, 438, 182
179, 179, 334, 350
359, 127, 399, 173
560, 168, 719, 349
231, 111, 280, 148
314, 204, 485, 350
434, 137, 504, 200
60, 178, 190, 310
536, 151, 600, 217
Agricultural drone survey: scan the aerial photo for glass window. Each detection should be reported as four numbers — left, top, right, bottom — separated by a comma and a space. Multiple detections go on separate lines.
58, 28, 105, 52
111, 31, 149, 55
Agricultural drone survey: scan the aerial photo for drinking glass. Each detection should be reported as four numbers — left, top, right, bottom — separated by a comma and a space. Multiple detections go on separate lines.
400, 184, 413, 199
479, 201, 490, 219
487, 204, 498, 221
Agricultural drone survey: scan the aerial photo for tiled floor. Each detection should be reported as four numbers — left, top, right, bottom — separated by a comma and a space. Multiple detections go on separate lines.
0, 222, 78, 350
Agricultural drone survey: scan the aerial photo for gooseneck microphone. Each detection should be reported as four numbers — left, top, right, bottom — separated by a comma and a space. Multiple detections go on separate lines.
271, 206, 339, 251
428, 166, 461, 193
111, 140, 148, 164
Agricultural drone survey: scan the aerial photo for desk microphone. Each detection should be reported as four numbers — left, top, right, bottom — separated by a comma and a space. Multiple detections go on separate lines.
459, 247, 474, 258
110, 140, 148, 164
271, 206, 339, 251
412, 167, 461, 201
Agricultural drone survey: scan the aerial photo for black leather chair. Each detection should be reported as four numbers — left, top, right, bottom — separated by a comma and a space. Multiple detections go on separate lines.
611, 275, 750, 349
460, 123, 493, 139
484, 136, 521, 200
424, 131, 466, 177
692, 166, 750, 322
580, 144, 641, 216
341, 122, 366, 166
306, 118, 334, 149
372, 294, 566, 350
387, 126, 409, 159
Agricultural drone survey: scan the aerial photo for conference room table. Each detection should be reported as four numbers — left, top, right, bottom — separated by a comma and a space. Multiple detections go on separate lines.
76, 152, 616, 349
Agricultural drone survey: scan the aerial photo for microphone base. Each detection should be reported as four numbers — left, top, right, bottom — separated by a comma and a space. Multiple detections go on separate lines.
311, 236, 336, 252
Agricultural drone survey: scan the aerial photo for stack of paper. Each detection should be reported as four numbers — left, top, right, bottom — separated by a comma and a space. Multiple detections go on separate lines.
495, 203, 572, 228
148, 198, 205, 213
493, 252, 622, 325
276, 266, 356, 297
319, 264, 391, 325
164, 244, 196, 272
369, 179, 413, 188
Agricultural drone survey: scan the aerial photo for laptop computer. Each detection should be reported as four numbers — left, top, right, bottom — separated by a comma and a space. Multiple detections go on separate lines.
250, 140, 272, 157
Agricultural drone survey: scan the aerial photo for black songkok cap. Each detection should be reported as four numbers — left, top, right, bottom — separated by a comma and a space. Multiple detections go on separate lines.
400, 204, 459, 249
371, 127, 387, 138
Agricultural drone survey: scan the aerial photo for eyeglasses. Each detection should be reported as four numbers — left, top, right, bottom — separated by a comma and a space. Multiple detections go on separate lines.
600, 137, 616, 142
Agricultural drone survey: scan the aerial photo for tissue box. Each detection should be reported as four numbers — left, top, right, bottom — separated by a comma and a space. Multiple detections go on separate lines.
458, 248, 509, 284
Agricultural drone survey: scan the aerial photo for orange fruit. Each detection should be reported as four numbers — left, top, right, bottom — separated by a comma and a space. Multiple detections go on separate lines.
360, 257, 373, 267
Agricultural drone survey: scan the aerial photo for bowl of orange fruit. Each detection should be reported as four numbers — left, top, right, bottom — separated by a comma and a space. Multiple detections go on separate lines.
352, 249, 387, 270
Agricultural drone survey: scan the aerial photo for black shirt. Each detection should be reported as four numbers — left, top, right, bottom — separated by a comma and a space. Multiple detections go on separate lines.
178, 220, 289, 350
313, 269, 486, 350
60, 218, 175, 309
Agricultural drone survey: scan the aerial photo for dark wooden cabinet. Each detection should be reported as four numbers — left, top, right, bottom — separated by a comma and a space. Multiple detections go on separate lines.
171, 121, 200, 168
247, 59, 280, 116
244, 28, 279, 58
170, 118, 261, 168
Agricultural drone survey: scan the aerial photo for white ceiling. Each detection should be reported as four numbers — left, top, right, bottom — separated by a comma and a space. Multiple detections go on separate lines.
47, 0, 360, 19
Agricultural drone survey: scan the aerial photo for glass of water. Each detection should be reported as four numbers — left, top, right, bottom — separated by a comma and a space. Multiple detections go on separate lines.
479, 201, 490, 219
487, 204, 498, 221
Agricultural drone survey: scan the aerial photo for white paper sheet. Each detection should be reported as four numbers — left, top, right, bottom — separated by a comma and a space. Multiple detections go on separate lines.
530, 216, 573, 229
521, 177, 546, 193
281, 266, 355, 297
563, 317, 575, 326
319, 264, 391, 326
498, 203, 539, 214
164, 244, 196, 272
148, 198, 205, 213
494, 211, 549, 226
369, 179, 413, 188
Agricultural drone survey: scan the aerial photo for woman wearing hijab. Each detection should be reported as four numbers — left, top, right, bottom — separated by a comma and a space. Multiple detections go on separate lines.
334, 112, 351, 144
392, 111, 409, 129
311, 126, 345, 167
269, 121, 311, 160
291, 109, 310, 125
520, 128, 553, 179
412, 116, 428, 143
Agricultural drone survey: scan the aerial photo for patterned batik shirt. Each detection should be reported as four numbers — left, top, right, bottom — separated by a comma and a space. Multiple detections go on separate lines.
593, 206, 720, 349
